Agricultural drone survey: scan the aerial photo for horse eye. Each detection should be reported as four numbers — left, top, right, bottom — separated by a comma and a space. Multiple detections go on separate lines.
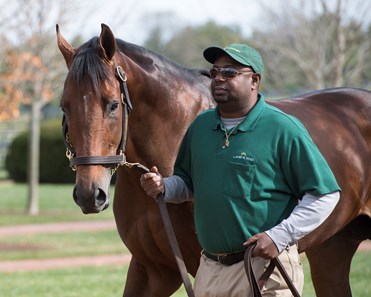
109, 100, 120, 113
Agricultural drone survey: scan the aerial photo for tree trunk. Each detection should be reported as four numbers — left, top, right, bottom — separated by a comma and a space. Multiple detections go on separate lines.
26, 100, 41, 215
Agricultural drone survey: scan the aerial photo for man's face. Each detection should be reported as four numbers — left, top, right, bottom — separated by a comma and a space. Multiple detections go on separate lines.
210, 55, 259, 106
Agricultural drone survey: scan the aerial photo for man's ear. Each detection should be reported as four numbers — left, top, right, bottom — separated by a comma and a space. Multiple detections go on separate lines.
251, 73, 261, 89
253, 73, 261, 84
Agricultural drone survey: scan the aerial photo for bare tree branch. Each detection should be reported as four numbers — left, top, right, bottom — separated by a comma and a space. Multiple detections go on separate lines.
254, 0, 370, 92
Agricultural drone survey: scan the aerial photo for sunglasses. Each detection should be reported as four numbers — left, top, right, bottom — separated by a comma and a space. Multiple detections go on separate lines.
209, 67, 254, 79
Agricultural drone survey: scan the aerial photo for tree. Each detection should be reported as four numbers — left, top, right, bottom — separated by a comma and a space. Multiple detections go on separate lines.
252, 0, 371, 93
0, 39, 28, 120
145, 20, 246, 69
0, 0, 74, 215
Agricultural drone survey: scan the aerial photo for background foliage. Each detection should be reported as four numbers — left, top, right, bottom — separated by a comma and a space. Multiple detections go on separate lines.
5, 119, 74, 183
143, 2, 370, 95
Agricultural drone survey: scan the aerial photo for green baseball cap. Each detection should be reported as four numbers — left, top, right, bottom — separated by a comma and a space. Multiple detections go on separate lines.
203, 43, 264, 75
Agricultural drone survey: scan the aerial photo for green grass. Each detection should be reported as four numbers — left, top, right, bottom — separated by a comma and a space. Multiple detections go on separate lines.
0, 181, 370, 296
0, 169, 8, 179
0, 252, 370, 297
0, 266, 127, 297
0, 230, 126, 261
0, 182, 114, 225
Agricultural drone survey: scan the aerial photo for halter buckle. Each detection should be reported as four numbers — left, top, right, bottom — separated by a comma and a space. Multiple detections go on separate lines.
116, 65, 127, 82
65, 150, 77, 171
66, 149, 74, 160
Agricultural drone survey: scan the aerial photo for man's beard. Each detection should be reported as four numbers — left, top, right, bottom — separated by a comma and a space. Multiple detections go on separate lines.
213, 96, 229, 104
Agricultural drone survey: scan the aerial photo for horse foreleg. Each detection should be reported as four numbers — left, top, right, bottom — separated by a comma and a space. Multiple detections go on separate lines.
123, 257, 183, 297
306, 216, 370, 297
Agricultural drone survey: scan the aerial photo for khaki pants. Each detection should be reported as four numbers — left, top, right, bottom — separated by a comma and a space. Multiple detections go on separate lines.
194, 245, 304, 297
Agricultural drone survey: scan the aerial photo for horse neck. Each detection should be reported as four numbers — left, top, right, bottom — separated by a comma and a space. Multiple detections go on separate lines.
117, 43, 213, 174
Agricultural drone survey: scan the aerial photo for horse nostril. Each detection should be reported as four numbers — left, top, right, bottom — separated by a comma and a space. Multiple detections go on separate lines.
94, 188, 107, 207
73, 186, 80, 206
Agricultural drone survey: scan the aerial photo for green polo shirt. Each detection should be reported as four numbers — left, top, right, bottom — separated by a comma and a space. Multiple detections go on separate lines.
174, 94, 340, 254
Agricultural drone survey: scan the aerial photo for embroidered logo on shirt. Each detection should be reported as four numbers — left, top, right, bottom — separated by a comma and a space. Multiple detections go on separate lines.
232, 152, 254, 161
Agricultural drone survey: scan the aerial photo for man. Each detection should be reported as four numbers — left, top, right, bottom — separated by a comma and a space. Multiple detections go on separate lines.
140, 43, 340, 297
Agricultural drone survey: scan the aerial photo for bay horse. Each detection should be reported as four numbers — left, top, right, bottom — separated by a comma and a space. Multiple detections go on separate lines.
57, 24, 371, 297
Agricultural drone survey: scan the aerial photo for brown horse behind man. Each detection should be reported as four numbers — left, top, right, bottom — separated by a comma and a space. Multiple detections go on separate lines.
57, 24, 371, 296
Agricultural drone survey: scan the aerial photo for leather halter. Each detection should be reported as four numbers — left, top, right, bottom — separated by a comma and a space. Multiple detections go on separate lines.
62, 58, 133, 174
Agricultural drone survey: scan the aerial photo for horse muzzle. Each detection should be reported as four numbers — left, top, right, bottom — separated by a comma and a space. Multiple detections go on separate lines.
73, 184, 110, 214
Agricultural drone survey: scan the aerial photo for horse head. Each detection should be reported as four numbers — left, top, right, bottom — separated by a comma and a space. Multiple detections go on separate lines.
57, 24, 124, 214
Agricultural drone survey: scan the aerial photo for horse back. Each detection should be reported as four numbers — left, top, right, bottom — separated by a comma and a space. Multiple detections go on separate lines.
269, 87, 371, 251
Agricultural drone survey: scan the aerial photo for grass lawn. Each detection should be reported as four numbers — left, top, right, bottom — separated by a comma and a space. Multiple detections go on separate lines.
0, 181, 370, 296
1, 251, 370, 297
0, 181, 126, 261
0, 229, 126, 261
0, 182, 114, 225
0, 266, 128, 297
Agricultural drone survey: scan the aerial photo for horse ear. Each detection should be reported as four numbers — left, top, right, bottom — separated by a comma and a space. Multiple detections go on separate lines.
99, 23, 116, 61
56, 24, 76, 69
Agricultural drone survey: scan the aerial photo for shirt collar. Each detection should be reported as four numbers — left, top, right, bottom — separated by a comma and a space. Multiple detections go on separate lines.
212, 93, 266, 132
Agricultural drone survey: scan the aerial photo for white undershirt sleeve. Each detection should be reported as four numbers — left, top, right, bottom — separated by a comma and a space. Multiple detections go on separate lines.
265, 191, 340, 253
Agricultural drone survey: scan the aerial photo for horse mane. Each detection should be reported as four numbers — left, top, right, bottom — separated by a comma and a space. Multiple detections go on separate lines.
69, 37, 211, 97
117, 40, 182, 71
116, 39, 211, 80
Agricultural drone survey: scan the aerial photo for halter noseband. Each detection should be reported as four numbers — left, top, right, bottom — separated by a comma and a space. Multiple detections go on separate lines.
62, 58, 134, 174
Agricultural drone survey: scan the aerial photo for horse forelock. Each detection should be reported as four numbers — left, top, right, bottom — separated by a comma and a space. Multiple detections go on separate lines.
69, 37, 112, 96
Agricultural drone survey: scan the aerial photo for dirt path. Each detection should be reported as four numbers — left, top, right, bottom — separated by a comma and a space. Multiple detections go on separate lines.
0, 220, 116, 237
0, 254, 131, 272
0, 220, 370, 272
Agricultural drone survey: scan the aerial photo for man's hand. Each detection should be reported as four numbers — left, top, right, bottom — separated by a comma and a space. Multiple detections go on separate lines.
139, 166, 164, 199
243, 232, 279, 259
